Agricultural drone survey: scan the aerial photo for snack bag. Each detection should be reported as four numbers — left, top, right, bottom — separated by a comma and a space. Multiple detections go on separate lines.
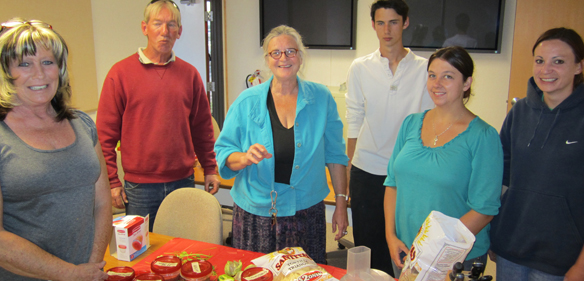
252, 247, 337, 281
399, 211, 475, 281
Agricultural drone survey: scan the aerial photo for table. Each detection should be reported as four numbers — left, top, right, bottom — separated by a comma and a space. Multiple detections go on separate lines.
193, 163, 349, 206
104, 232, 347, 279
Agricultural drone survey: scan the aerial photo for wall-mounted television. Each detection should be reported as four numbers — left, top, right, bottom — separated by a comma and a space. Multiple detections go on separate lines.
260, 0, 358, 50
403, 0, 506, 53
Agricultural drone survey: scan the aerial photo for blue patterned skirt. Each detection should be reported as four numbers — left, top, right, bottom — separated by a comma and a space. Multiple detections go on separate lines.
231, 201, 327, 264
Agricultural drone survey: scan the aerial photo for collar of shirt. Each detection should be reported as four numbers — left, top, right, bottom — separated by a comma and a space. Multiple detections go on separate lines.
373, 48, 414, 66
137, 47, 176, 65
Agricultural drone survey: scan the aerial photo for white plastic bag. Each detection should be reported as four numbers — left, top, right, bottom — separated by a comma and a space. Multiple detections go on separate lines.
399, 211, 475, 281
252, 247, 337, 281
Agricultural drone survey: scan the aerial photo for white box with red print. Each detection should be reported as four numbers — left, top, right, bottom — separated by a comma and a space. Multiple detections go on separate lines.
109, 214, 150, 261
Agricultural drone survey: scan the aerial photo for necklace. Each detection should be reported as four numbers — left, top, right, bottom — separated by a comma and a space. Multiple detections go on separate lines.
432, 113, 462, 146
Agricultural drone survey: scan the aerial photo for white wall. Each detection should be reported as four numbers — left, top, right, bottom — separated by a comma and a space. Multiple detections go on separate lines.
225, 0, 517, 131
91, 0, 207, 96
173, 0, 207, 81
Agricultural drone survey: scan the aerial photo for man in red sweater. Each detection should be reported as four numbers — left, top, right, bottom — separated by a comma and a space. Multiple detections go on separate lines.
96, 0, 220, 230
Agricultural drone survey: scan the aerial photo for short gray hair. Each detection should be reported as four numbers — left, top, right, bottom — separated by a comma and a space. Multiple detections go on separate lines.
262, 25, 307, 64
144, 0, 182, 27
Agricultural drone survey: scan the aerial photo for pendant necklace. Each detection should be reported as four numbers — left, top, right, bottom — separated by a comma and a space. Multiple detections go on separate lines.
432, 113, 462, 146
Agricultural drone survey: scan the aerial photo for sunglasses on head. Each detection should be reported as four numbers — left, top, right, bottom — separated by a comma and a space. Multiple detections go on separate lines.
0, 20, 52, 34
149, 0, 180, 12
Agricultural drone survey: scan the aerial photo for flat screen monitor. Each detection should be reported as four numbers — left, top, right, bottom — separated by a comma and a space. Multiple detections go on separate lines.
403, 0, 506, 53
260, 0, 358, 50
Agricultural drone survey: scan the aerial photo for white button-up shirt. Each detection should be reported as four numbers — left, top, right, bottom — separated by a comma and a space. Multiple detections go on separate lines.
345, 48, 434, 175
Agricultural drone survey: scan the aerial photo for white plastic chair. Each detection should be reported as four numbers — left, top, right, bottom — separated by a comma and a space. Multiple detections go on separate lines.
153, 188, 223, 245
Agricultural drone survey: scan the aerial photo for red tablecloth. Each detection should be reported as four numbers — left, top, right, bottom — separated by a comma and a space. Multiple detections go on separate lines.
131, 237, 348, 279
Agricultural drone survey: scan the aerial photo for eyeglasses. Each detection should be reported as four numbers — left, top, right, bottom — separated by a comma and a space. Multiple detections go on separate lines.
268, 48, 299, 59
149, 0, 180, 12
0, 20, 52, 34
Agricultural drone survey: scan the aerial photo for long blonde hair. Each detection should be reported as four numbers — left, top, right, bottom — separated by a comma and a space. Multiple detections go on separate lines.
0, 18, 74, 120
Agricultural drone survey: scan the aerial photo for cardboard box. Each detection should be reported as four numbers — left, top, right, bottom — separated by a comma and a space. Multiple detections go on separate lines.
109, 215, 150, 261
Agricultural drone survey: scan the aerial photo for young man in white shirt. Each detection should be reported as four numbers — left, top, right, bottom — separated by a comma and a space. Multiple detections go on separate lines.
345, 0, 434, 276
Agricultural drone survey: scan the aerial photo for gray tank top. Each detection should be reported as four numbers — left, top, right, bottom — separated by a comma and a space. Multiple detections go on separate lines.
0, 110, 100, 281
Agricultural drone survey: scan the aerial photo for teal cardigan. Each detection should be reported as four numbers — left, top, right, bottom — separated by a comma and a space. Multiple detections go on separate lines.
214, 76, 349, 217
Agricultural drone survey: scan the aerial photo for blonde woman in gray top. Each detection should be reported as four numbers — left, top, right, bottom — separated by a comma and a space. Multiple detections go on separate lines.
0, 19, 111, 281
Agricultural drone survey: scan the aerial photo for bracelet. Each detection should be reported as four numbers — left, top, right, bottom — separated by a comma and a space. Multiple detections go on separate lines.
335, 194, 347, 200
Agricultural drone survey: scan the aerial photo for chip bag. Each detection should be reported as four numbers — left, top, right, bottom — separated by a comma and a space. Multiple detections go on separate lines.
399, 211, 475, 281
252, 247, 337, 281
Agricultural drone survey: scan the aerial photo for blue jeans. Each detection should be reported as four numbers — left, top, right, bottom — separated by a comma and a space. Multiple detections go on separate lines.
496, 255, 564, 281
125, 174, 195, 230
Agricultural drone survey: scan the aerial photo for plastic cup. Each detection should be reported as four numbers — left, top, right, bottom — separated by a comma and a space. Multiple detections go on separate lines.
347, 246, 371, 275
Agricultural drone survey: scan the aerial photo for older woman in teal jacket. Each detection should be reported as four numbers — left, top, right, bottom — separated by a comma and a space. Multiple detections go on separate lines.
214, 25, 349, 264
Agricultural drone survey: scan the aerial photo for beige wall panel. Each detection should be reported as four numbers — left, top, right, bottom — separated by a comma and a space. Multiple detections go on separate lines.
1, 0, 98, 111
508, 0, 584, 111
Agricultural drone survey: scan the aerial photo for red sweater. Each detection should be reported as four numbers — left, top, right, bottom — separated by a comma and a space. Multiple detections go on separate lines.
97, 53, 216, 188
